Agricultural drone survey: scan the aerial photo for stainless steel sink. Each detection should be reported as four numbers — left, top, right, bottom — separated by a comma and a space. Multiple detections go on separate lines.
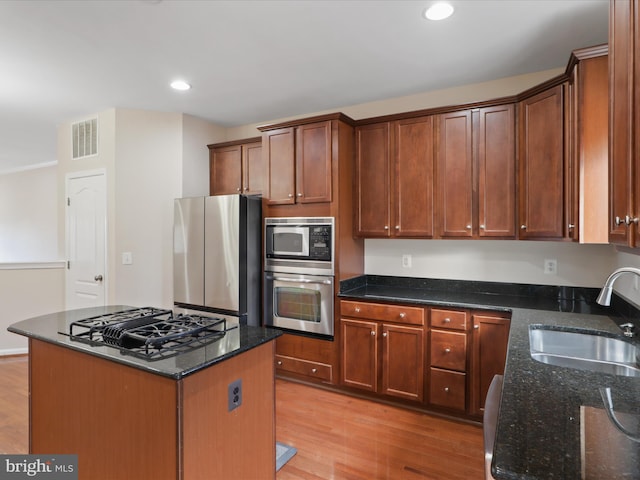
529, 325, 640, 377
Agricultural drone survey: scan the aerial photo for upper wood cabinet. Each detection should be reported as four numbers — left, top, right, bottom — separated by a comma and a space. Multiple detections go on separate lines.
208, 138, 262, 196
355, 116, 435, 237
518, 84, 566, 239
567, 46, 609, 244
437, 105, 516, 238
262, 120, 332, 205
609, 0, 639, 247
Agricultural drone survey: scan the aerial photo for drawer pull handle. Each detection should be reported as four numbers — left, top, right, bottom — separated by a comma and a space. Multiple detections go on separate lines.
444, 387, 450, 393
444, 348, 451, 353
311, 368, 317, 373
399, 312, 406, 318
277, 360, 282, 366
443, 318, 451, 323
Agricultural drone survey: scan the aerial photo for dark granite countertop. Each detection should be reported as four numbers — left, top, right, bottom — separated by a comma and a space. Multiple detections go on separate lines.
7, 305, 282, 380
339, 275, 640, 480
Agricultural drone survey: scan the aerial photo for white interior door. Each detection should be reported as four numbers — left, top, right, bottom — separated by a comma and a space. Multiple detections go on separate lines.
66, 171, 107, 309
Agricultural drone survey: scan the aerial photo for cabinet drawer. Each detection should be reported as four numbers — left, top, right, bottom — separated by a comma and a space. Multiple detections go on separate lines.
431, 308, 467, 330
430, 368, 466, 411
430, 330, 467, 371
340, 300, 425, 325
275, 355, 332, 382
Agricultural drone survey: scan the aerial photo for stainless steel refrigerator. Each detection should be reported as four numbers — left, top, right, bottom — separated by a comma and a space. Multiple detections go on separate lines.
173, 194, 262, 326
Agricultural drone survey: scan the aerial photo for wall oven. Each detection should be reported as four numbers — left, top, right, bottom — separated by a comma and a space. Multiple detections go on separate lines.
264, 217, 334, 338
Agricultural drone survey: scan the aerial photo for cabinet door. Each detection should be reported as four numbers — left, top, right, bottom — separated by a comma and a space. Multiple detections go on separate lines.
341, 319, 378, 392
242, 141, 263, 196
355, 123, 391, 236
394, 116, 435, 237
518, 85, 565, 238
264, 128, 295, 205
437, 110, 473, 237
478, 105, 516, 237
469, 314, 510, 417
382, 324, 424, 401
609, 0, 636, 246
209, 145, 242, 195
296, 121, 332, 203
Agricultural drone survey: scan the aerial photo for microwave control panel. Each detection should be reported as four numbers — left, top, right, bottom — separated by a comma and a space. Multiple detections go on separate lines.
309, 225, 331, 261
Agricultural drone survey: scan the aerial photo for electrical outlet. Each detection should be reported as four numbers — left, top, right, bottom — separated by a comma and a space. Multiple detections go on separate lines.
122, 252, 133, 265
544, 259, 557, 275
402, 254, 412, 268
228, 379, 242, 412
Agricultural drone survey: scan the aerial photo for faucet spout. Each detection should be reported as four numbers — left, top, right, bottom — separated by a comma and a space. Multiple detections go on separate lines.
596, 267, 640, 306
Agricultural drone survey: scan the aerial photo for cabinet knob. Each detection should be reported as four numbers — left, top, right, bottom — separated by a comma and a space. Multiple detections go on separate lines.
355, 307, 360, 313
383, 332, 387, 337
288, 193, 293, 198
311, 368, 317, 374
466, 224, 471, 230
399, 312, 406, 318
479, 224, 485, 229
444, 387, 450, 393
384, 225, 389, 230
371, 331, 376, 336
625, 215, 639, 225
521, 224, 527, 230
277, 360, 282, 366
474, 324, 479, 329
236, 187, 241, 192
297, 193, 303, 197
395, 225, 400, 230
444, 348, 451, 353
443, 318, 451, 323
568, 223, 575, 229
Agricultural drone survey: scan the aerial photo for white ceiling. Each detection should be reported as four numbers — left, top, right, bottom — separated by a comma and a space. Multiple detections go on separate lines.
0, 0, 609, 173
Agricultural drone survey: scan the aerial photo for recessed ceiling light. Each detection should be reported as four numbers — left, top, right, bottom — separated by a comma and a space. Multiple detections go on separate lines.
170, 80, 191, 91
424, 2, 454, 21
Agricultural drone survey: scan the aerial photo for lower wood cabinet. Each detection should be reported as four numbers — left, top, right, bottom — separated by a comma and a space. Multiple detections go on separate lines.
338, 299, 511, 420
340, 300, 425, 402
274, 333, 336, 385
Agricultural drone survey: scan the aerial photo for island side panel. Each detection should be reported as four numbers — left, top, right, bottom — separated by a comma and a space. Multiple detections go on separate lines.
181, 341, 276, 480
29, 339, 179, 480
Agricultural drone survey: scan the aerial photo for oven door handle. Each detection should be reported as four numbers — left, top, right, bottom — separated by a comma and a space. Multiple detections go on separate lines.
266, 275, 332, 285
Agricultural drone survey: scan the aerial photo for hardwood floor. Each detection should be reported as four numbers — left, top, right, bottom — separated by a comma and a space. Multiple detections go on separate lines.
275, 379, 484, 480
0, 356, 484, 479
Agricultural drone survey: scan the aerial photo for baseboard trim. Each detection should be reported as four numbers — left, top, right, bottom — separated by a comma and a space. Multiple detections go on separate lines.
0, 348, 28, 356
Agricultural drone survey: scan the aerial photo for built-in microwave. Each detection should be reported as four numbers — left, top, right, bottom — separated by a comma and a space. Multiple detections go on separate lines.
264, 217, 334, 275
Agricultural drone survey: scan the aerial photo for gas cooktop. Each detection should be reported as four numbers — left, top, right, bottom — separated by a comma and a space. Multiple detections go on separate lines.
66, 307, 234, 360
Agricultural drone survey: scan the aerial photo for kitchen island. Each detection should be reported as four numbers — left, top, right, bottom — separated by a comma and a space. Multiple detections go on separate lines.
8, 306, 282, 480
339, 275, 640, 479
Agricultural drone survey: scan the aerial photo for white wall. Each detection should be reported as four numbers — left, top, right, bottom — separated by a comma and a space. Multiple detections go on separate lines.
365, 240, 616, 288
113, 109, 183, 308
0, 165, 59, 262
0, 265, 65, 354
181, 114, 227, 197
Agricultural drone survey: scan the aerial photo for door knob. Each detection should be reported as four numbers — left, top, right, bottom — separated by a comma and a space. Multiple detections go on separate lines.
94, 275, 103, 282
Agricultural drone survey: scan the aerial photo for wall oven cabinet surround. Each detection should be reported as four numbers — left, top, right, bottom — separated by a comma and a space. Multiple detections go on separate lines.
355, 116, 435, 237
340, 300, 425, 402
609, 0, 639, 247
518, 83, 567, 239
208, 138, 263, 196
261, 121, 332, 205
437, 104, 516, 238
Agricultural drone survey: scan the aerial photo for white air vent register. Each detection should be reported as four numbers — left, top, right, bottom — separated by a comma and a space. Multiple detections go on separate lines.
71, 118, 98, 159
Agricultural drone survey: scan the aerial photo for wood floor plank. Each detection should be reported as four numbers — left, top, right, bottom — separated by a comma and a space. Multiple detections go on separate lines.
0, 356, 484, 479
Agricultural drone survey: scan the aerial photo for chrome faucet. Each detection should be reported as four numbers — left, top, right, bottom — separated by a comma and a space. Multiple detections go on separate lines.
596, 267, 640, 306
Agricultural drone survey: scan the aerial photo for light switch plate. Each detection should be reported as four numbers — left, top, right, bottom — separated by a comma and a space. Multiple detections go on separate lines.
122, 252, 133, 265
